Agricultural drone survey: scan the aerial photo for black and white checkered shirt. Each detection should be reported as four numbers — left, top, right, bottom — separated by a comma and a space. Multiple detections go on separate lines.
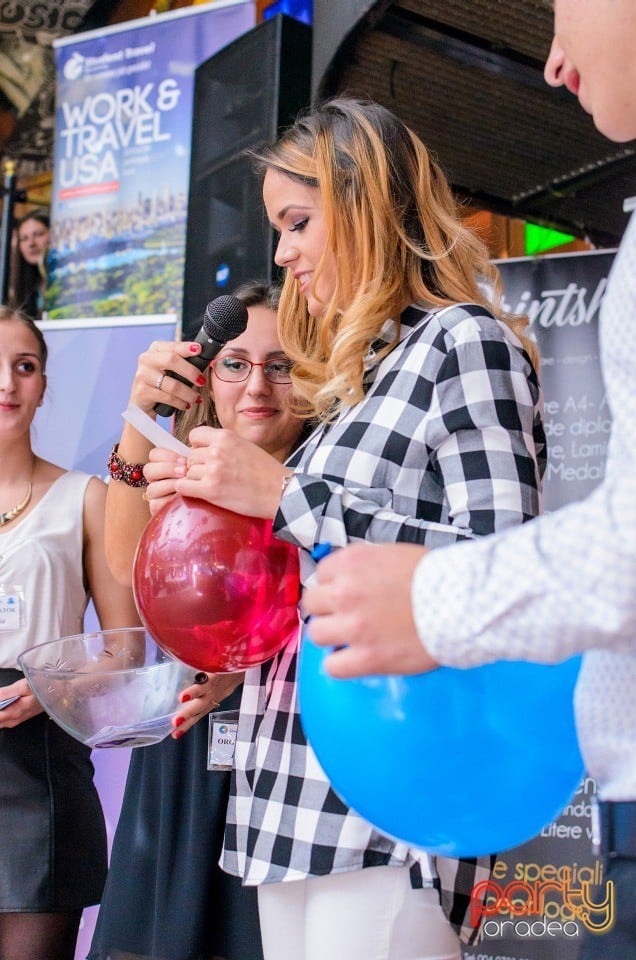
222, 303, 546, 945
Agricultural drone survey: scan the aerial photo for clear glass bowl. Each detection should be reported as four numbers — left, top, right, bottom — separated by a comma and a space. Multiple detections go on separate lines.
18, 627, 197, 749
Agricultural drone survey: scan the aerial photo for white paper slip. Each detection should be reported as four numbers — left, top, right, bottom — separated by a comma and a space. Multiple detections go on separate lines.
85, 715, 174, 749
0, 695, 20, 710
122, 403, 190, 455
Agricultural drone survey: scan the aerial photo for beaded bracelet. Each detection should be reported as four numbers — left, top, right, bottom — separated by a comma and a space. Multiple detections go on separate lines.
107, 443, 149, 488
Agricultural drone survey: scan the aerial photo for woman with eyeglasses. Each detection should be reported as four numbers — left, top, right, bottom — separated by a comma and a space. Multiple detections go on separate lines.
90, 282, 307, 960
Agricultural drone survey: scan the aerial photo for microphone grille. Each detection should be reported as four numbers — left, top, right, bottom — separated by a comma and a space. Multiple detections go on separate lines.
202, 295, 249, 342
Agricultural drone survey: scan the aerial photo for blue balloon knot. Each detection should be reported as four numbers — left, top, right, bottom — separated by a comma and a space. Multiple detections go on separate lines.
311, 543, 333, 562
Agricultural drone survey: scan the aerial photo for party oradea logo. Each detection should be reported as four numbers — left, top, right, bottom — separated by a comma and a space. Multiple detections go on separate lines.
471, 865, 615, 939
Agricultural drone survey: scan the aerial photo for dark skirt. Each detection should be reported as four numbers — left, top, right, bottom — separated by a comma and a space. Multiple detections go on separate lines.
88, 685, 263, 960
0, 668, 107, 912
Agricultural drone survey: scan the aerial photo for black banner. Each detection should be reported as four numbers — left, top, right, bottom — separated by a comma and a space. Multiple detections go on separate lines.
462, 250, 616, 960
500, 251, 614, 511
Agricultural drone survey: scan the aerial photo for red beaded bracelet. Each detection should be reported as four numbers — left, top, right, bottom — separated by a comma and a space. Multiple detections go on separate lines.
107, 443, 149, 488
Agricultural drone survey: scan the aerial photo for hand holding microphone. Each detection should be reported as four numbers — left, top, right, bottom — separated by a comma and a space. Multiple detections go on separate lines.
154, 295, 249, 418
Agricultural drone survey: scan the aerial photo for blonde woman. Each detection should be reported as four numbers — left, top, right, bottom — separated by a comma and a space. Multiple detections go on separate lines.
308, 11, 636, 957
146, 98, 546, 960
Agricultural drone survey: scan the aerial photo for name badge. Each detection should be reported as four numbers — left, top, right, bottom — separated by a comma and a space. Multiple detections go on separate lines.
0, 585, 24, 631
207, 709, 239, 771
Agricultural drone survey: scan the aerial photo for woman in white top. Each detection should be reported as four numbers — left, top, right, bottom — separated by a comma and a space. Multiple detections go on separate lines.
0, 305, 139, 960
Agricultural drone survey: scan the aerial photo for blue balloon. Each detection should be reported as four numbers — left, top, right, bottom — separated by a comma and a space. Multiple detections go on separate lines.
299, 631, 583, 857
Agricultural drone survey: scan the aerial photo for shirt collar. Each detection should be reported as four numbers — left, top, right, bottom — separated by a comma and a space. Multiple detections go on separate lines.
363, 304, 431, 372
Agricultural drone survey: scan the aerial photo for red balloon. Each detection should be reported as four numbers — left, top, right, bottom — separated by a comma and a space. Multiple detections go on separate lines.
133, 496, 300, 672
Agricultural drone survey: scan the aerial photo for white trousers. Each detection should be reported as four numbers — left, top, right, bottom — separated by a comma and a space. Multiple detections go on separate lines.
256, 865, 462, 960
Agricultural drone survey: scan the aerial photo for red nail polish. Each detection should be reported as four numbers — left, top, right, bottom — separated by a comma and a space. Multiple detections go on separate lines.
175, 716, 185, 727
174, 730, 184, 739
185, 402, 191, 410
196, 396, 203, 405
189, 344, 199, 353
196, 375, 206, 386
181, 693, 191, 702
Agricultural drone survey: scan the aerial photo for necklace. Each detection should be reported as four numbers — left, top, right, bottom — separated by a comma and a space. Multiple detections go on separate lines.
0, 458, 35, 527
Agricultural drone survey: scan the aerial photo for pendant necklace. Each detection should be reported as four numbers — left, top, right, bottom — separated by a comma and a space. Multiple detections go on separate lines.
0, 457, 35, 527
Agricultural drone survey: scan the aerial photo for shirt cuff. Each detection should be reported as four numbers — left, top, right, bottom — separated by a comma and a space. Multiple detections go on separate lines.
411, 542, 491, 668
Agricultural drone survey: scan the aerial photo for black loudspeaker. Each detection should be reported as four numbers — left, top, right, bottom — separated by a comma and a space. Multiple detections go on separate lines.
182, 15, 312, 337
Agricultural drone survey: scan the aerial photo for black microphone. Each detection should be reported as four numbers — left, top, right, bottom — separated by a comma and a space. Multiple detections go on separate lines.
154, 295, 249, 418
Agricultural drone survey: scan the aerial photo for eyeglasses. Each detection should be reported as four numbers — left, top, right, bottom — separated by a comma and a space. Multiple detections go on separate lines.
211, 356, 293, 384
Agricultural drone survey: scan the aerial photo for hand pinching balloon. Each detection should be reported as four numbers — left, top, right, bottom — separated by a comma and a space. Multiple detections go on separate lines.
133, 496, 300, 672
299, 630, 583, 857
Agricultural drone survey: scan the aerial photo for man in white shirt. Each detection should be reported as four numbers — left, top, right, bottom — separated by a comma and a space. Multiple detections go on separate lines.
304, 2, 636, 955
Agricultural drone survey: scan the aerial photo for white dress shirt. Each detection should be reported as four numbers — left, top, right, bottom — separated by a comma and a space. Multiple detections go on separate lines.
414, 214, 636, 801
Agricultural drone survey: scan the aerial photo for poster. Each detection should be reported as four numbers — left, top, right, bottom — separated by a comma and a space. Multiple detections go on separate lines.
47, 0, 255, 324
464, 250, 616, 960
499, 250, 614, 511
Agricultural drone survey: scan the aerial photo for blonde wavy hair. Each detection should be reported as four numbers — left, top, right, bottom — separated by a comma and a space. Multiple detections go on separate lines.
253, 97, 537, 420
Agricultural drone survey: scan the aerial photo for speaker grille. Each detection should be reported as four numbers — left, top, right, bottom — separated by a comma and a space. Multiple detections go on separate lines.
182, 15, 311, 337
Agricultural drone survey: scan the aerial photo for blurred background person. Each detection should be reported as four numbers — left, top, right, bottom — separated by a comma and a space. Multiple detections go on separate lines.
11, 208, 50, 320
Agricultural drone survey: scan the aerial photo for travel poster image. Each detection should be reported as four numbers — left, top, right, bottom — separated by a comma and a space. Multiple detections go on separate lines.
47, 0, 254, 323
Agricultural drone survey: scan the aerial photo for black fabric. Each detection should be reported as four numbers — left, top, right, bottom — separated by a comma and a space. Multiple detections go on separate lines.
0, 909, 82, 960
0, 668, 107, 911
88, 685, 262, 960
598, 800, 636, 858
